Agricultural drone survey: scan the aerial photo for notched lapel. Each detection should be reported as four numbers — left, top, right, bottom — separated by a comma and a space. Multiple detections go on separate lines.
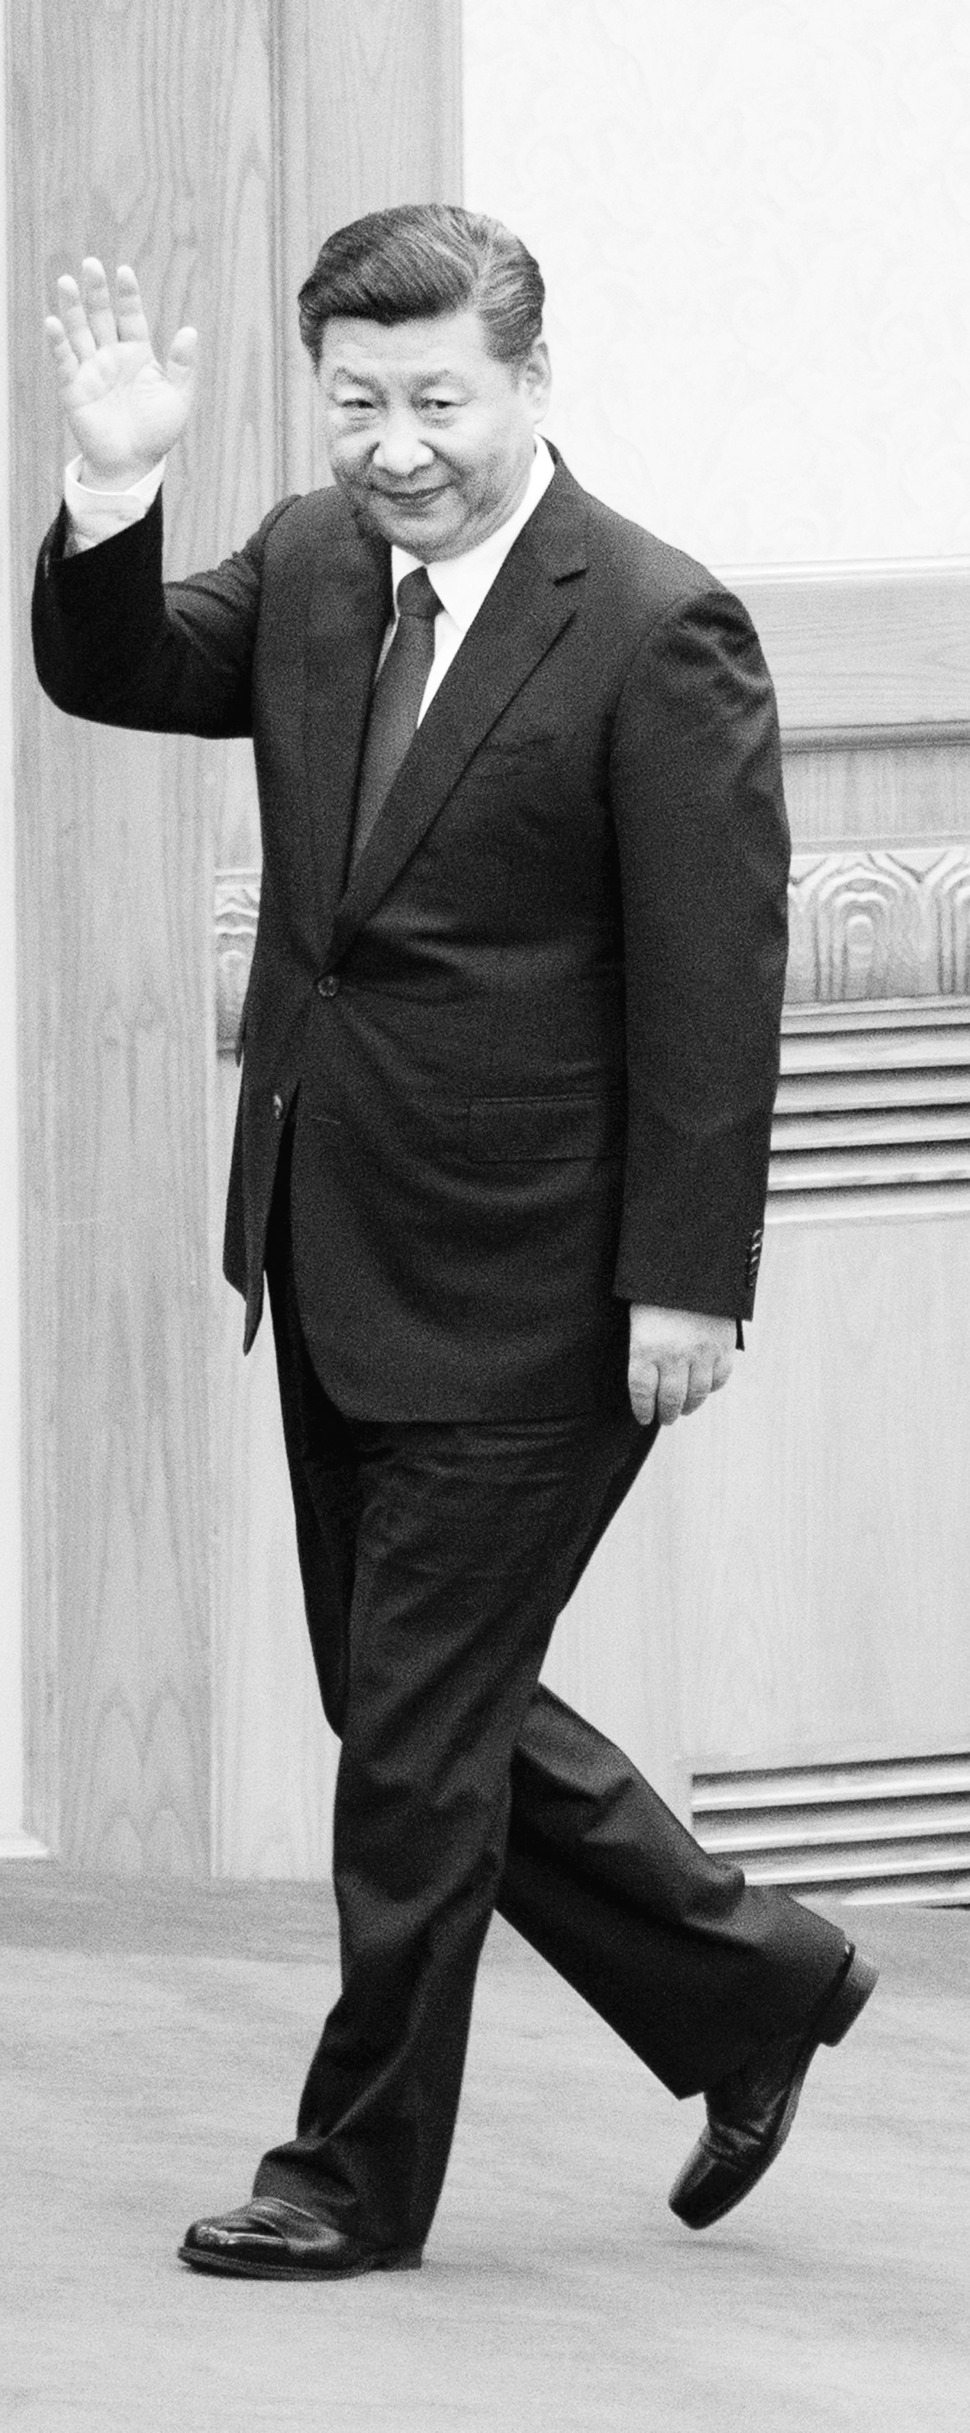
329, 477, 588, 957
302, 510, 392, 933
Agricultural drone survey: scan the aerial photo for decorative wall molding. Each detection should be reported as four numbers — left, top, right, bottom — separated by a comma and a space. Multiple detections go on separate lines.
215, 845, 970, 1047
692, 1749, 970, 1906
787, 846, 970, 1003
217, 865, 970, 1217
215, 845, 970, 1218
771, 848, 970, 1220
770, 998, 970, 1221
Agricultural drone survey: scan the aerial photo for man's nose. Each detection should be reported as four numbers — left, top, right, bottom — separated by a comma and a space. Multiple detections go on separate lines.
371, 413, 434, 477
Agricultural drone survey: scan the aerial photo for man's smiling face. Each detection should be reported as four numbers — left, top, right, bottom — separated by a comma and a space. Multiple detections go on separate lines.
318, 308, 551, 560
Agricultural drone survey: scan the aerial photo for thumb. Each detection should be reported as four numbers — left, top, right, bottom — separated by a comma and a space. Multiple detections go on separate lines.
165, 326, 198, 391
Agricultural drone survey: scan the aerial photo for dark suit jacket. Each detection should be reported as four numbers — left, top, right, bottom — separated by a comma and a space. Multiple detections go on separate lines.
33, 455, 790, 1419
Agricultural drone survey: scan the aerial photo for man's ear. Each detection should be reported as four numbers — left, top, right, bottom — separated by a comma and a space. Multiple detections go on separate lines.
522, 338, 552, 417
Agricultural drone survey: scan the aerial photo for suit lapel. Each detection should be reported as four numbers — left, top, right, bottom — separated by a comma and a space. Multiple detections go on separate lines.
301, 504, 392, 933
326, 463, 589, 959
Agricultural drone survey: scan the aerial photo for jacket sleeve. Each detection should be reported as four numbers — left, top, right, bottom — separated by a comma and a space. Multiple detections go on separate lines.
609, 585, 790, 1321
32, 489, 295, 738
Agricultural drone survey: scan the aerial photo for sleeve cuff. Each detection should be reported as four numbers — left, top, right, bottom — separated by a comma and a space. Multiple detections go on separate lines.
64, 453, 166, 551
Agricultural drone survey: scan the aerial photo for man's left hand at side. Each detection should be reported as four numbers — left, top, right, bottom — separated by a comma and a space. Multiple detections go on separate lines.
628, 1304, 736, 1427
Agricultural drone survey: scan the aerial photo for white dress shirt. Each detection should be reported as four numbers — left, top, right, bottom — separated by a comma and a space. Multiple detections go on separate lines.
64, 437, 557, 719
387, 437, 555, 718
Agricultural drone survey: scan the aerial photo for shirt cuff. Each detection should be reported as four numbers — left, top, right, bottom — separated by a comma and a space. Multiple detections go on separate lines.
64, 453, 166, 551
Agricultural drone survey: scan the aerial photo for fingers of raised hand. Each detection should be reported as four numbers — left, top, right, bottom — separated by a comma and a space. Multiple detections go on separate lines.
46, 260, 151, 371
45, 264, 112, 383
111, 263, 152, 347
43, 312, 81, 387
79, 257, 120, 350
58, 259, 119, 359
49, 273, 93, 370
165, 326, 199, 391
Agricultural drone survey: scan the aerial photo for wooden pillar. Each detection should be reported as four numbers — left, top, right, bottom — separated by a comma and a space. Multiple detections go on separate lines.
10, 0, 461, 1872
0, 0, 34, 1852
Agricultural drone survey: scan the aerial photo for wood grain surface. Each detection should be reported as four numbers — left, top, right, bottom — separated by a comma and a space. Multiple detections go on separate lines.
665, 1211, 970, 1766
736, 563, 970, 739
275, 0, 463, 494
12, 0, 459, 1872
11, 0, 266, 1866
783, 735, 970, 850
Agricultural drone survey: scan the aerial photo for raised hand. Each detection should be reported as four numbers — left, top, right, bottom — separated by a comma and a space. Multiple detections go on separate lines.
44, 257, 198, 489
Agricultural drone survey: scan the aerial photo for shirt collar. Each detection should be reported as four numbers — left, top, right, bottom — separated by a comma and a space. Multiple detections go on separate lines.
391, 436, 556, 633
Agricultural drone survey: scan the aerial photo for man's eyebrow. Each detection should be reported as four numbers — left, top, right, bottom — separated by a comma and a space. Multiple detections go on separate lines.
327, 363, 468, 383
328, 362, 381, 385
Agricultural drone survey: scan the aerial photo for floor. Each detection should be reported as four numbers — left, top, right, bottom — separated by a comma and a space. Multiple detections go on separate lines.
3, 1867, 968, 2433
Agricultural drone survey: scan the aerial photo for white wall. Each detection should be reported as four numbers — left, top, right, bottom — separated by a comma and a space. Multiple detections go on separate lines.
462, 0, 970, 570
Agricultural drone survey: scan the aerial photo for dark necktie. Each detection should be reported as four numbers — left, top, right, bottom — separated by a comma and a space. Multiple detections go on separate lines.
351, 565, 440, 861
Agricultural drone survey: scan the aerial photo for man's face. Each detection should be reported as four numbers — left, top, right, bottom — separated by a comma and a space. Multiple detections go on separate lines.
318, 308, 551, 559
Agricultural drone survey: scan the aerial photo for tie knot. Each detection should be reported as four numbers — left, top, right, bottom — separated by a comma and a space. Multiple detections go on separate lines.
395, 566, 439, 623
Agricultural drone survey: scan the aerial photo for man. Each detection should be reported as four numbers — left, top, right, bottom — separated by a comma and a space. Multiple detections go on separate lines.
34, 206, 876, 2282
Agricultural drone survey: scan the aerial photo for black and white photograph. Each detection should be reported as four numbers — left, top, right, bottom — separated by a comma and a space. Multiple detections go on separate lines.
2, 3, 968, 2427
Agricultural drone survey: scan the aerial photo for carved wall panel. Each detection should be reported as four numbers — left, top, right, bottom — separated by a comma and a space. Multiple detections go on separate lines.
787, 848, 970, 1003
771, 850, 970, 1217
216, 844, 970, 1215
215, 853, 970, 1025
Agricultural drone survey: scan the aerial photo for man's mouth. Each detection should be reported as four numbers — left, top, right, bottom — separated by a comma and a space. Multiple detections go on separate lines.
369, 484, 447, 504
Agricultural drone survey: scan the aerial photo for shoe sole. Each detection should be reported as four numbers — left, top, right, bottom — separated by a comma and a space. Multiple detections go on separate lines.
817, 1948, 880, 2047
671, 1946, 879, 2231
178, 2242, 423, 2280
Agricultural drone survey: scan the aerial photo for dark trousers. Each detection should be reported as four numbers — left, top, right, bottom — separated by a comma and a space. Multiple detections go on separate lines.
254, 1177, 847, 2252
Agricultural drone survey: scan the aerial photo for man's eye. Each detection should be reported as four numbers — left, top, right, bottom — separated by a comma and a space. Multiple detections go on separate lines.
421, 398, 457, 415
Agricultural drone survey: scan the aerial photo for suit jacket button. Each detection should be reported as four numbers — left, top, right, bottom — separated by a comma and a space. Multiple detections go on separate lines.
317, 973, 340, 999
272, 1091, 284, 1120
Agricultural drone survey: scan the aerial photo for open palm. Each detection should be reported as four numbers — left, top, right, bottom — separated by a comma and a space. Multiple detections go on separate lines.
45, 257, 197, 484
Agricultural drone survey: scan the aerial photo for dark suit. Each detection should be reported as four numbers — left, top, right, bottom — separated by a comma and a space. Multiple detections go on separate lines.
34, 456, 847, 2250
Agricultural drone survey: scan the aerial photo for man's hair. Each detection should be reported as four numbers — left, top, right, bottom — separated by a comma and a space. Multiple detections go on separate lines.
298, 203, 545, 372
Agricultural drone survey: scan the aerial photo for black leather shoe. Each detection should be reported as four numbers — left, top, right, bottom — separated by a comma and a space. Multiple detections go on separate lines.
668, 1943, 879, 2231
178, 2198, 423, 2280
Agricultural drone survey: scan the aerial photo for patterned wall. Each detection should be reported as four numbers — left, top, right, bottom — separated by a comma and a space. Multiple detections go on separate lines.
462, 0, 970, 568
